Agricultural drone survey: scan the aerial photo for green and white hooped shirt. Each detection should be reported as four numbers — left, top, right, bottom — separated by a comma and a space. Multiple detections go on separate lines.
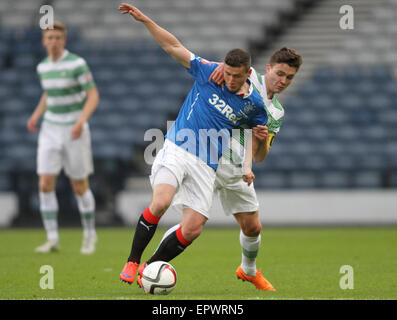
37, 49, 96, 125
221, 67, 285, 170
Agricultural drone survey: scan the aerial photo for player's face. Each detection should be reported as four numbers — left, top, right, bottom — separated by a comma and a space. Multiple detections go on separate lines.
224, 64, 251, 93
42, 30, 66, 56
265, 63, 297, 94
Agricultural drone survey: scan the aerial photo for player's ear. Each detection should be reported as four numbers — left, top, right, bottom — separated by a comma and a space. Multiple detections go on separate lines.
247, 68, 252, 77
266, 64, 271, 73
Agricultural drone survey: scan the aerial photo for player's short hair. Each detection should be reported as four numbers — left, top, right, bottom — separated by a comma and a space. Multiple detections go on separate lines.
42, 21, 67, 37
269, 47, 302, 70
224, 48, 251, 72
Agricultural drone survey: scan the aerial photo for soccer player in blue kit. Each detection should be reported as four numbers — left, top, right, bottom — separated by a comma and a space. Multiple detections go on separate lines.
117, 3, 271, 286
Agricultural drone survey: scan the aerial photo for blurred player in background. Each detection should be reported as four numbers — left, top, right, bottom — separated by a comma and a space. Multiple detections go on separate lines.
117, 3, 269, 285
27, 22, 100, 254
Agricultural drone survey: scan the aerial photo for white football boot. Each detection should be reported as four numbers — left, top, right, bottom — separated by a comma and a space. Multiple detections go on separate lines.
35, 240, 60, 253
80, 235, 97, 255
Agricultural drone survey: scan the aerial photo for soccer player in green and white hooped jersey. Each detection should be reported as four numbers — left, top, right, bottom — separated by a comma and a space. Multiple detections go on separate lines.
27, 22, 100, 254
212, 47, 302, 290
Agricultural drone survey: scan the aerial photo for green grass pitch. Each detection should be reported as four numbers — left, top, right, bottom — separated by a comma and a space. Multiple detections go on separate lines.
1, 226, 396, 300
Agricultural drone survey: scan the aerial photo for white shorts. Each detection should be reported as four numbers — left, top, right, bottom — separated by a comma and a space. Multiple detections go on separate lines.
215, 156, 259, 215
37, 121, 94, 180
150, 139, 216, 219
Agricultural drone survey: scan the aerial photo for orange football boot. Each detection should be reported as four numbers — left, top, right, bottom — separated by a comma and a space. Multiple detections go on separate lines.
236, 266, 276, 291
120, 261, 139, 284
136, 262, 147, 288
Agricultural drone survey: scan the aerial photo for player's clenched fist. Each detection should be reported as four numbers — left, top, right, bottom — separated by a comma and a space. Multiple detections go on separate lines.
253, 125, 268, 141
243, 171, 255, 186
209, 62, 225, 86
27, 115, 39, 132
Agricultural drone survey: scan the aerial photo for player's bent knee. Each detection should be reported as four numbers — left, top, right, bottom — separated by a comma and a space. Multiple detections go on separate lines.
71, 180, 89, 196
39, 185, 54, 193
39, 176, 56, 193
242, 221, 262, 237
182, 224, 202, 242
150, 198, 172, 216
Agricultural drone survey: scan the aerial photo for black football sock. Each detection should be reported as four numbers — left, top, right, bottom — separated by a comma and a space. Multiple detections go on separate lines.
147, 226, 191, 264
127, 207, 160, 263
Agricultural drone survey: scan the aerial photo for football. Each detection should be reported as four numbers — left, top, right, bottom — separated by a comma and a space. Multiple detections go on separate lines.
141, 261, 177, 295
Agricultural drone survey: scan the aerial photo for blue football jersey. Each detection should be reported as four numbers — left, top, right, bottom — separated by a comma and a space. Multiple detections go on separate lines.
166, 54, 268, 170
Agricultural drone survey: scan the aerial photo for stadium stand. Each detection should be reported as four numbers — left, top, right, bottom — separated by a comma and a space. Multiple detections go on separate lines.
254, 0, 397, 189
0, 0, 396, 226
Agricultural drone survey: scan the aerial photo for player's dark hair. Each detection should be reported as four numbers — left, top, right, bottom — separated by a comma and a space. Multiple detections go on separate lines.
224, 48, 251, 72
269, 47, 302, 70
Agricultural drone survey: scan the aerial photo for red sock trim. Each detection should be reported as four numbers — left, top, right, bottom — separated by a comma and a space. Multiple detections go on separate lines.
176, 226, 191, 247
142, 207, 160, 225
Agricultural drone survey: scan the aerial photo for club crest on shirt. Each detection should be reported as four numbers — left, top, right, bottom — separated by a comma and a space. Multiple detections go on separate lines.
237, 102, 256, 119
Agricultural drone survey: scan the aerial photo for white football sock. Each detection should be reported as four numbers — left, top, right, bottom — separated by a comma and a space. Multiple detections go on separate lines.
75, 189, 96, 239
39, 191, 59, 242
240, 230, 261, 276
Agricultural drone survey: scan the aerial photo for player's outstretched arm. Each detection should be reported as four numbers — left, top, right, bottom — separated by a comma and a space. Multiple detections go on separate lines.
118, 3, 191, 68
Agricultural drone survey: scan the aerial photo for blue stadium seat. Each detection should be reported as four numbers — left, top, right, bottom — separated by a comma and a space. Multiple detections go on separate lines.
274, 125, 299, 143
390, 172, 397, 187
341, 66, 364, 81
368, 65, 393, 82
308, 94, 334, 112
341, 93, 361, 110
254, 172, 287, 189
353, 171, 381, 188
326, 82, 346, 96
382, 82, 397, 99
144, 97, 176, 114
1, 98, 26, 115
312, 66, 337, 82
351, 109, 376, 125
333, 125, 358, 142
0, 173, 12, 191
327, 154, 356, 171
296, 81, 320, 98
377, 110, 397, 125
290, 172, 317, 189
320, 171, 350, 188
301, 155, 329, 170
290, 110, 318, 126
13, 54, 37, 70
6, 144, 37, 171
117, 97, 142, 114
269, 154, 302, 170
300, 125, 329, 143
93, 142, 133, 162
366, 94, 393, 110
357, 155, 386, 170
283, 95, 306, 110
362, 126, 388, 142
322, 110, 349, 125
0, 69, 20, 86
